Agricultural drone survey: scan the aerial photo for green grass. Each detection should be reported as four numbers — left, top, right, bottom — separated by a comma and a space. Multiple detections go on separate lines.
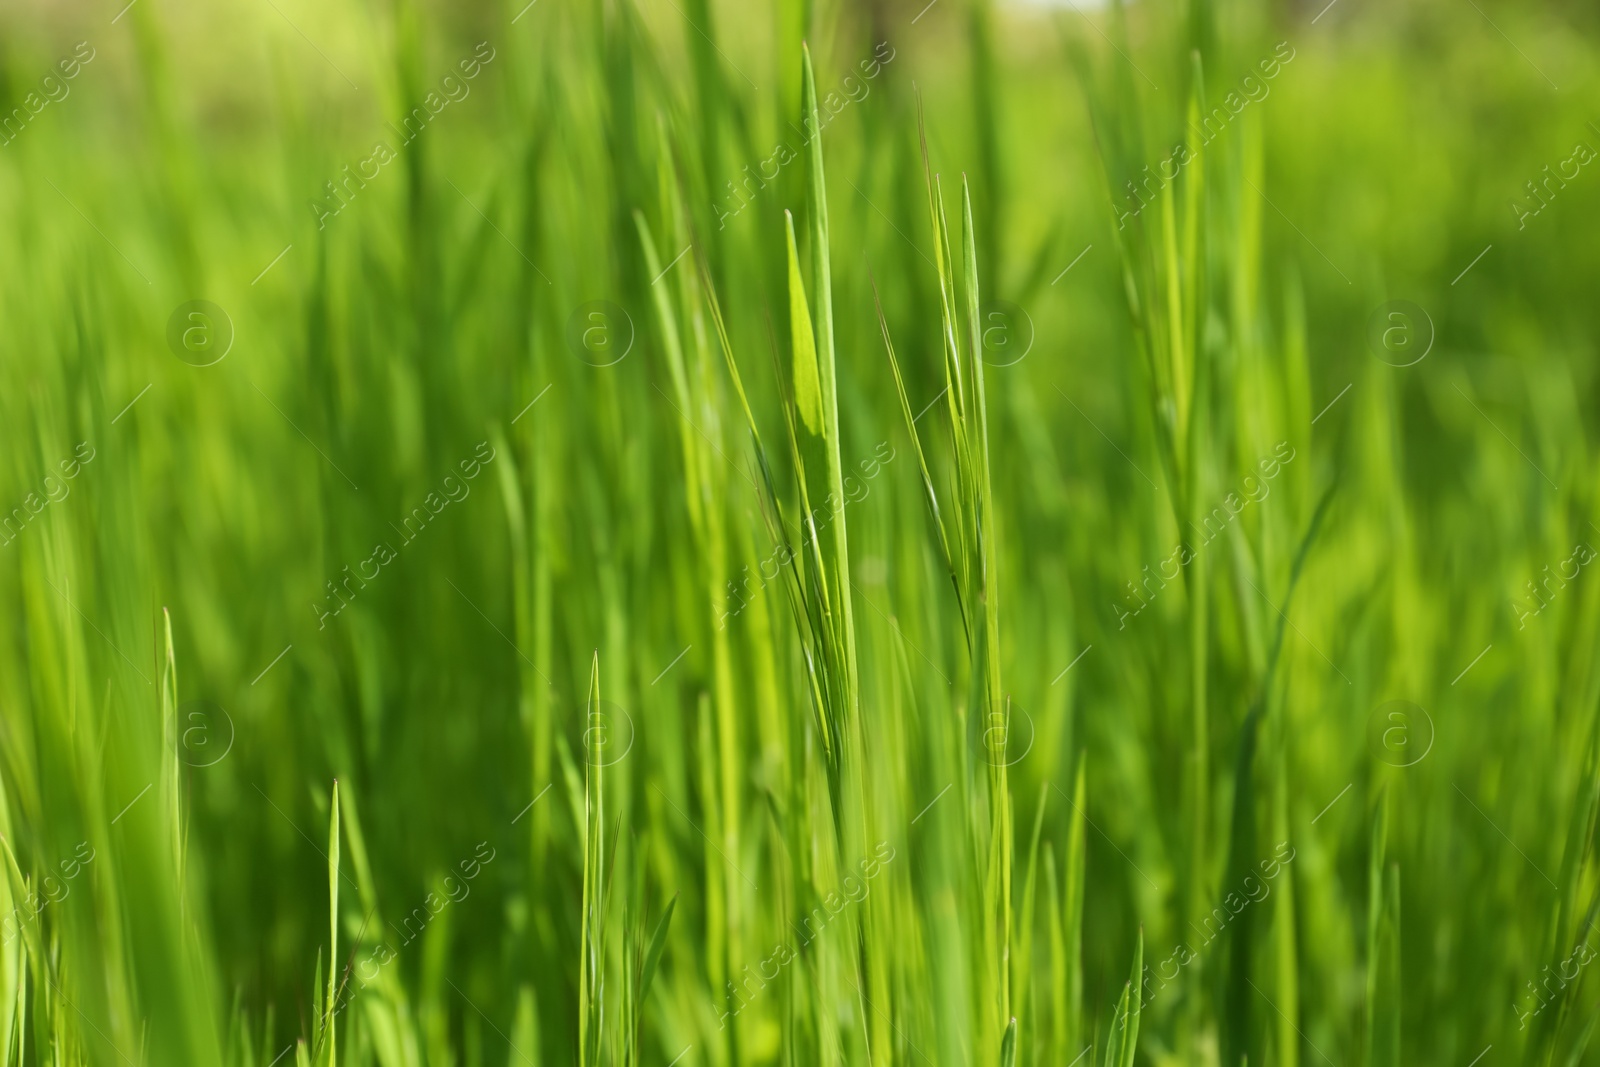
2, 0, 1600, 1064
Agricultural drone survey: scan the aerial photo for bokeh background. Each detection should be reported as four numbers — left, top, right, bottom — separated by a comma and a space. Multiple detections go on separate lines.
1, 0, 1599, 1064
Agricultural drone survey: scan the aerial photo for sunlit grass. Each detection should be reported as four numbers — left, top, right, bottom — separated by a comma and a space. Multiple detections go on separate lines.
1, 0, 1599, 1065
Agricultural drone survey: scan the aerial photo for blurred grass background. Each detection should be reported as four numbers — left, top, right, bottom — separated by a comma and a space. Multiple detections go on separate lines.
2, 0, 1600, 1063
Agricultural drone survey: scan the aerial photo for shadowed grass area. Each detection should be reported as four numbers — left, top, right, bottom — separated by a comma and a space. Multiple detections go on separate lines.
1, 0, 1600, 1064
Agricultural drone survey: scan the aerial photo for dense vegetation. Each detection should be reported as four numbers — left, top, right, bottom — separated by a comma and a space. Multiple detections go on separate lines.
2, 0, 1599, 1064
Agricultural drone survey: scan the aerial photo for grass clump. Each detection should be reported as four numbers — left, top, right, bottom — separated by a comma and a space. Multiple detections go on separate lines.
2, 0, 1600, 1065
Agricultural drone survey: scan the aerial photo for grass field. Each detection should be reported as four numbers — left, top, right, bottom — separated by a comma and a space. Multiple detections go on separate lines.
2, 0, 1600, 1064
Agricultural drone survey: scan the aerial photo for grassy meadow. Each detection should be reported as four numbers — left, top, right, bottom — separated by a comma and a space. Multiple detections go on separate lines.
2, 0, 1599, 1063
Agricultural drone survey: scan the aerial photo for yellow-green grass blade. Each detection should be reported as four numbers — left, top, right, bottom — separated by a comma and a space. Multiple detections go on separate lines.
1366, 791, 1400, 1067
786, 214, 824, 437
317, 779, 341, 1067
870, 269, 969, 649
